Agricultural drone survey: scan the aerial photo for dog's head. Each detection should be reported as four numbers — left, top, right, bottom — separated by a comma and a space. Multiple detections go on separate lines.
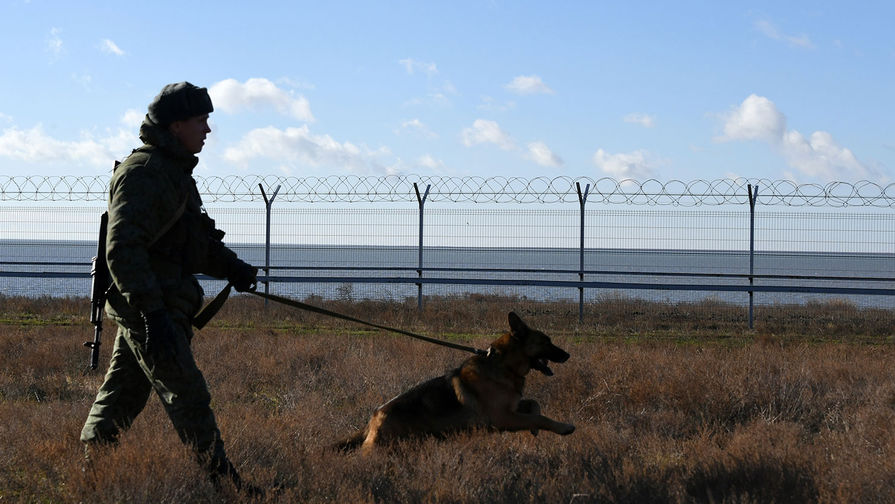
508, 311, 569, 376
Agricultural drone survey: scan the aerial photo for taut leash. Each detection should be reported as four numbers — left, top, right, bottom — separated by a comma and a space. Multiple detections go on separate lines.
194, 283, 486, 356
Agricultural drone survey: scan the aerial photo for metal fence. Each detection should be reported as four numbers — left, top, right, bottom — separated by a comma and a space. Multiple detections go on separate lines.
1, 176, 893, 325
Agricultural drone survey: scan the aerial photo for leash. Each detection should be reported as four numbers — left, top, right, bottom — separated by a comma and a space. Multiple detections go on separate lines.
194, 283, 487, 356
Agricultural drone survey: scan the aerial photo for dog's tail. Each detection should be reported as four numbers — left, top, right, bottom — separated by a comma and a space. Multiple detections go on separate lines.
332, 428, 366, 452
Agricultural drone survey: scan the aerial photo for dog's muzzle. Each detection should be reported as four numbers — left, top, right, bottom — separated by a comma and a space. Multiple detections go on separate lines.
531, 344, 570, 376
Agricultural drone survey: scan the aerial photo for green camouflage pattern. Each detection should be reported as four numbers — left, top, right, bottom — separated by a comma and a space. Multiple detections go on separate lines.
80, 312, 227, 467
82, 116, 240, 474
104, 116, 237, 320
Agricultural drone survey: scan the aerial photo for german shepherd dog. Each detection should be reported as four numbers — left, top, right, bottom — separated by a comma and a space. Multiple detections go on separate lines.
335, 312, 575, 454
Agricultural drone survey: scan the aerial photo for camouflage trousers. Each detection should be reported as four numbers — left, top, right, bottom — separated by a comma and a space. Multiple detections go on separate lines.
80, 310, 228, 470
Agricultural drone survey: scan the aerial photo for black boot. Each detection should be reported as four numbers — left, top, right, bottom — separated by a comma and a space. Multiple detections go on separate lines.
207, 455, 264, 498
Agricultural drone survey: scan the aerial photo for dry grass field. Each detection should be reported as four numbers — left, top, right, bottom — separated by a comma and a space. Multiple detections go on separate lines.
1, 293, 895, 503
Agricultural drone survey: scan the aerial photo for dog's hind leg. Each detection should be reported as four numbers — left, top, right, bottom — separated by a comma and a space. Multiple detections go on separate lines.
332, 428, 367, 453
359, 409, 389, 456
517, 399, 541, 436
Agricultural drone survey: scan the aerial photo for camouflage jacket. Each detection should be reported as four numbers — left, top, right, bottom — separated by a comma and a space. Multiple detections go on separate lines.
105, 116, 238, 322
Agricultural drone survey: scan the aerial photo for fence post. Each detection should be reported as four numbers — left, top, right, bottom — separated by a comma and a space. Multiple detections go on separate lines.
414, 183, 430, 311
576, 182, 590, 323
259, 183, 281, 307
747, 183, 758, 329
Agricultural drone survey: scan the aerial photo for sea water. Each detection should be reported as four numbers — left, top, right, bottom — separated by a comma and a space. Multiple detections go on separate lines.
1, 240, 892, 308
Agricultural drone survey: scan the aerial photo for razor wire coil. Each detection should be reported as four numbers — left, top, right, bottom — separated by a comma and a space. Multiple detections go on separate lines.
1, 175, 893, 207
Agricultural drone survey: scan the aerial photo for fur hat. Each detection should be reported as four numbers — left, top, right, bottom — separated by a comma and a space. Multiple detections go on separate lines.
147, 82, 213, 127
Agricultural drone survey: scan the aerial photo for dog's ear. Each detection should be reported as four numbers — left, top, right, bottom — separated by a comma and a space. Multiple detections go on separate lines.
508, 311, 528, 334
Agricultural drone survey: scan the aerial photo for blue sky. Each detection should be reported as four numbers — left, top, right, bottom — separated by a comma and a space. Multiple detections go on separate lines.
0, 1, 892, 184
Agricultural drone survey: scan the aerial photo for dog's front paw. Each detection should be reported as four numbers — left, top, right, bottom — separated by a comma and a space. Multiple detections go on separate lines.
557, 423, 575, 435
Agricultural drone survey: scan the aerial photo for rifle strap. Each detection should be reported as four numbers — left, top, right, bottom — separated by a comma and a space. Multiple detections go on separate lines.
100, 193, 188, 262
149, 196, 188, 247
101, 195, 188, 293
107, 158, 187, 248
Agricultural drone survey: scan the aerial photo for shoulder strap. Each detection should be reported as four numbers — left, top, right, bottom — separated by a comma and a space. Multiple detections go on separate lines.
147, 196, 188, 247
111, 156, 188, 248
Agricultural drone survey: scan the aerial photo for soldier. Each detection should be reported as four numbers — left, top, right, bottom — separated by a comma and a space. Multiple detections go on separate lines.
80, 82, 260, 494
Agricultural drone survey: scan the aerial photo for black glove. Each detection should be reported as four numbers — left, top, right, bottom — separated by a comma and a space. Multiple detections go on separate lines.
227, 259, 258, 292
142, 309, 178, 360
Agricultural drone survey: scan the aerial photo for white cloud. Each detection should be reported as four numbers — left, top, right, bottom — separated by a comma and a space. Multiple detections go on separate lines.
100, 39, 125, 56
623, 113, 655, 128
441, 81, 457, 95
403, 80, 456, 108
399, 58, 438, 76
754, 20, 814, 49
276, 77, 315, 91
460, 119, 515, 150
717, 94, 785, 142
478, 96, 516, 112
719, 94, 877, 182
222, 125, 392, 174
417, 154, 445, 171
121, 109, 144, 128
526, 141, 564, 168
460, 121, 564, 168
209, 78, 314, 122
46, 27, 63, 59
72, 73, 93, 91
396, 119, 437, 138
0, 124, 131, 168
404, 92, 452, 108
505, 75, 554, 95
781, 130, 871, 180
592, 149, 656, 179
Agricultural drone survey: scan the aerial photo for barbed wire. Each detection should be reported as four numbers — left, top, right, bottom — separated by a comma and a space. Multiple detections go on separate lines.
1, 174, 893, 207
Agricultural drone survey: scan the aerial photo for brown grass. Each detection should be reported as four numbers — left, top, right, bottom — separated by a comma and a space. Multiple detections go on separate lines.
1, 294, 894, 503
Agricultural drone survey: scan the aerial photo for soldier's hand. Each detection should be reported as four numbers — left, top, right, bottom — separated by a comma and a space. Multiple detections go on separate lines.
227, 259, 258, 292
142, 309, 179, 360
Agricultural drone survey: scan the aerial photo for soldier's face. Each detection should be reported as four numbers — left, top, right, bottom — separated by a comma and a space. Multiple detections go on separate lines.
169, 114, 211, 154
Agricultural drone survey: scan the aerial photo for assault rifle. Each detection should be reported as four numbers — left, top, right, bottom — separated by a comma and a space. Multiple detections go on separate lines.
86, 211, 111, 371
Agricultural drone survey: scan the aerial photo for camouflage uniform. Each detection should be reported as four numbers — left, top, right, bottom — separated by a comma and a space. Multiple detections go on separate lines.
81, 94, 248, 483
